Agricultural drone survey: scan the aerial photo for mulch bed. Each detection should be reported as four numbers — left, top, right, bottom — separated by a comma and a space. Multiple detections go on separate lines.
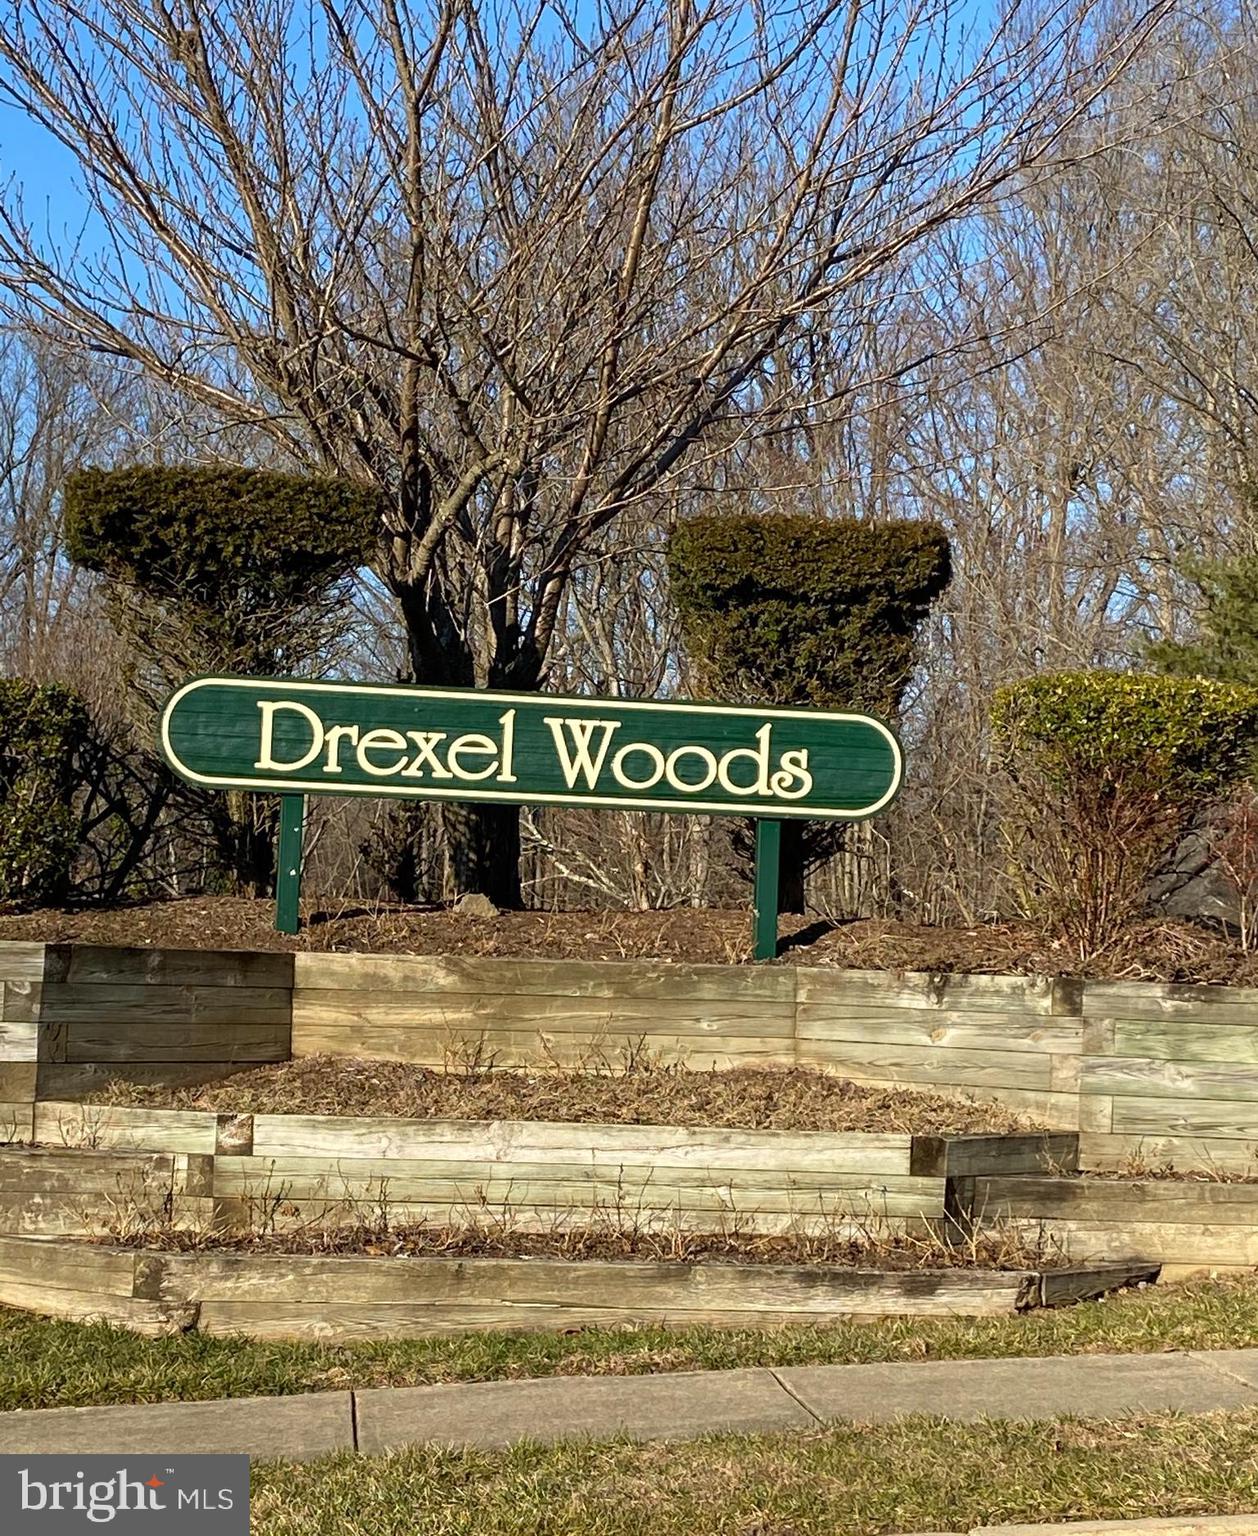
93, 1220, 1063, 1271
90, 1056, 1035, 1135
0, 896, 1255, 983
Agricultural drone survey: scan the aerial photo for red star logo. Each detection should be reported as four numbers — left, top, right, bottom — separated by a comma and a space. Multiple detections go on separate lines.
144, 1476, 165, 1489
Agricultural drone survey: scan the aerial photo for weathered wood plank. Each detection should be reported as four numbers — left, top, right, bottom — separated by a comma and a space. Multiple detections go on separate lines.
42, 983, 292, 1024
910, 1132, 1079, 1178
56, 945, 293, 989
1078, 1132, 1258, 1175
792, 1042, 1052, 1092
1000, 1215, 1258, 1267
293, 952, 794, 1001
1110, 1095, 1258, 1138
1051, 1056, 1083, 1096
291, 992, 794, 1038
795, 969, 1057, 1015
195, 1294, 1023, 1339
64, 1024, 290, 1064
795, 1009, 1082, 1054
33, 1102, 220, 1154
157, 1251, 1024, 1311
291, 1024, 792, 1070
0, 1274, 194, 1333
0, 1147, 175, 1195
0, 1104, 34, 1144
209, 1196, 936, 1238
0, 1195, 160, 1236
1037, 1259, 1160, 1307
1111, 1018, 1258, 1066
211, 1157, 947, 1215
975, 1174, 1258, 1221
0, 1065, 37, 1102
1082, 979, 1258, 1015
1083, 1056, 1258, 1104
0, 943, 46, 985
0, 1017, 37, 1061
250, 1115, 913, 1172
1077, 1095, 1114, 1134
35, 1062, 262, 1099
0, 980, 41, 1024
0, 1232, 138, 1293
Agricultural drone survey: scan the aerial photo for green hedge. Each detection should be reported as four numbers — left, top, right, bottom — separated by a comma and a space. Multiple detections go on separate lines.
667, 514, 951, 712
63, 465, 382, 623
991, 670, 1258, 954
992, 671, 1258, 796
0, 681, 87, 908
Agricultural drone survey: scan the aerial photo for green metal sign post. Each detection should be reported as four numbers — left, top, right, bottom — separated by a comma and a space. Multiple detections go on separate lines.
752, 819, 782, 961
159, 676, 904, 958
274, 793, 306, 936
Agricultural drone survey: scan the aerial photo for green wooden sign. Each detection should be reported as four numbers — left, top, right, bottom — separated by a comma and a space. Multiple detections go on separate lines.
160, 675, 903, 955
159, 676, 902, 821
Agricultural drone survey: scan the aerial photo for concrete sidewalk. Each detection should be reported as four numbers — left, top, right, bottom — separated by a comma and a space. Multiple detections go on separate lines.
3, 1348, 1258, 1459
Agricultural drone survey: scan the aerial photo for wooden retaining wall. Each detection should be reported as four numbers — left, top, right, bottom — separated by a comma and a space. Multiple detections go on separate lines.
0, 1232, 1158, 1338
6, 940, 1258, 1176
0, 1147, 211, 1237
0, 942, 42, 1135
0, 944, 291, 1106
291, 954, 1258, 1172
974, 1174, 1258, 1278
0, 1109, 1074, 1238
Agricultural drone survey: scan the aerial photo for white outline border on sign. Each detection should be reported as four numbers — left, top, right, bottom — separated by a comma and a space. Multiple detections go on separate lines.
160, 676, 904, 822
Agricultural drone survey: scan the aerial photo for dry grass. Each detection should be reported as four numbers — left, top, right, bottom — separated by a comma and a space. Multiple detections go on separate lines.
92, 1202, 1064, 1271
88, 1054, 1036, 1134
1085, 1155, 1258, 1183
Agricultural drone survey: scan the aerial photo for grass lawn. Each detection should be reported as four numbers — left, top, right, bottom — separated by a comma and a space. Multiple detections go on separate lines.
3, 1276, 1258, 1412
250, 1411, 1258, 1535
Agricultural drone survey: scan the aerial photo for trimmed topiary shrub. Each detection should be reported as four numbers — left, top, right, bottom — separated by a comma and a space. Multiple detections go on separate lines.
668, 514, 951, 911
64, 465, 382, 670
64, 465, 384, 896
667, 514, 952, 713
992, 671, 1258, 956
0, 681, 88, 908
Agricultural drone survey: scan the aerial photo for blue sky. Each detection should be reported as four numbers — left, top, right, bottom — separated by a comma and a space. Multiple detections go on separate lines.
0, 97, 101, 250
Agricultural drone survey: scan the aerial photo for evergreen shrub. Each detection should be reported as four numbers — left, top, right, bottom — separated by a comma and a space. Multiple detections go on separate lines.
667, 513, 952, 712
992, 670, 1258, 956
0, 681, 87, 907
63, 465, 382, 668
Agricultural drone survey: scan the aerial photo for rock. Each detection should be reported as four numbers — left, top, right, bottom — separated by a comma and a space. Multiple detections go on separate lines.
453, 892, 500, 918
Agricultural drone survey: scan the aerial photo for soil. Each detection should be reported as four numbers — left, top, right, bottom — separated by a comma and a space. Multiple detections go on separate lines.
1, 896, 1255, 983
90, 1056, 1036, 1135
91, 1220, 1063, 1271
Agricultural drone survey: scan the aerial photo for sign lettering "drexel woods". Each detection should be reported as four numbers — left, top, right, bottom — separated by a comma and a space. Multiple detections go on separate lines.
255, 700, 815, 801
160, 678, 903, 821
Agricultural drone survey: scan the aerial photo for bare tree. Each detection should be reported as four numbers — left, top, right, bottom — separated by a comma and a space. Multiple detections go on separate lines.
0, 331, 131, 684
0, 0, 1171, 902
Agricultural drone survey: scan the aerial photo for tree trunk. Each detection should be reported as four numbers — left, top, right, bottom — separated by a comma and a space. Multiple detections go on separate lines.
778, 819, 806, 914
214, 791, 275, 898
391, 580, 529, 907
442, 800, 523, 907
